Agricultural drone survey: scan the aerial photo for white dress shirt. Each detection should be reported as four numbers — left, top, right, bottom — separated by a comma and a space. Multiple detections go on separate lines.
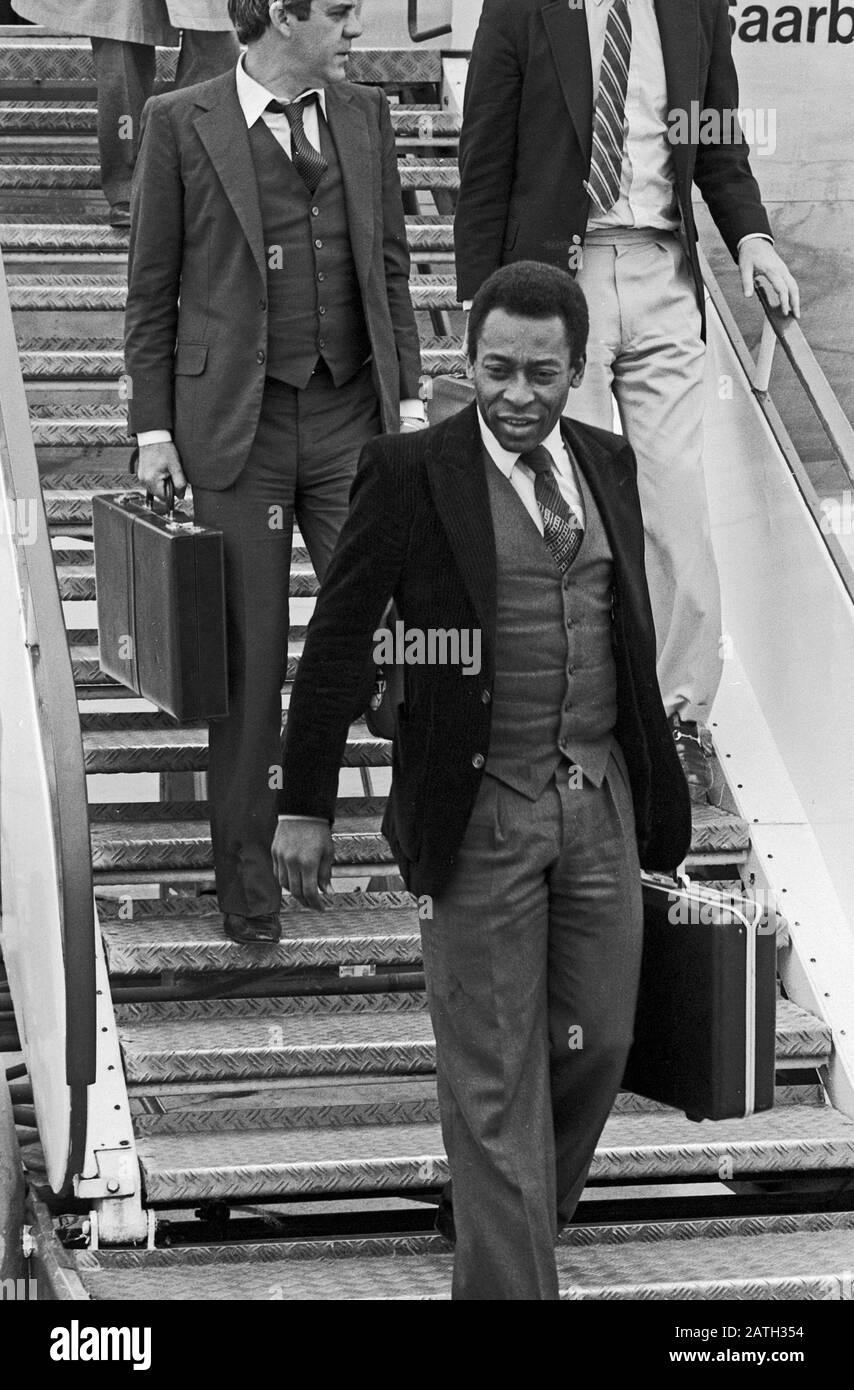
478, 412, 586, 532
139, 56, 424, 446
585, 0, 770, 250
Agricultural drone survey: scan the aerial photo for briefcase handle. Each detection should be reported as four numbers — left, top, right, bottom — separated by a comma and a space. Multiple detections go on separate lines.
146, 477, 176, 518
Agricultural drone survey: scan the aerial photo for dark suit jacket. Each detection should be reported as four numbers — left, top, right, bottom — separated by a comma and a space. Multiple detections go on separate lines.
280, 402, 692, 896
454, 0, 773, 329
125, 71, 422, 489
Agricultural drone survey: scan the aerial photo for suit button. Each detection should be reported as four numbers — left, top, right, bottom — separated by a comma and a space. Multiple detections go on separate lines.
572, 234, 581, 244
318, 338, 326, 349
256, 349, 266, 364
567, 664, 576, 675
481, 689, 491, 705
317, 271, 325, 281
259, 298, 267, 310
471, 753, 485, 769
566, 617, 574, 629
311, 206, 320, 216
318, 306, 326, 315
314, 238, 323, 249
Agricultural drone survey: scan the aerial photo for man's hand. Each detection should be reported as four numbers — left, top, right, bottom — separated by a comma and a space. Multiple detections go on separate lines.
272, 818, 335, 910
137, 440, 188, 501
738, 239, 801, 319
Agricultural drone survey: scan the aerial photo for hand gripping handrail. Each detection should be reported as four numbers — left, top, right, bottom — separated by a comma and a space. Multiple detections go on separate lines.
0, 243, 95, 1195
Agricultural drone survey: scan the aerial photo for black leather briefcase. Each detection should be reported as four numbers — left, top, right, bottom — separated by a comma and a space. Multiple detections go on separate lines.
623, 874, 779, 1121
92, 486, 228, 722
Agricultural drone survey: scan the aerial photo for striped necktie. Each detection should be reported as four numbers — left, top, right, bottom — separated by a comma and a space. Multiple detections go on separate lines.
267, 94, 328, 193
519, 445, 584, 573
585, 0, 632, 215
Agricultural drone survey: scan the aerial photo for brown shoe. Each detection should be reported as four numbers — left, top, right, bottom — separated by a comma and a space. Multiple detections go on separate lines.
223, 911, 281, 944
670, 715, 714, 804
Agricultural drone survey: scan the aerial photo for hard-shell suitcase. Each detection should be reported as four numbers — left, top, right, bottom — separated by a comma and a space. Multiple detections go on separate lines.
623, 874, 779, 1121
92, 487, 228, 722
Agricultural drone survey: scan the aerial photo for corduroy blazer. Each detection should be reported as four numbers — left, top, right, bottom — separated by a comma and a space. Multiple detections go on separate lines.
280, 402, 692, 896
124, 70, 422, 488
454, 0, 773, 335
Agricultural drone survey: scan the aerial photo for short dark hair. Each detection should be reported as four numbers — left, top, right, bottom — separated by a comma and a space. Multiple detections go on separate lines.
228, 0, 313, 45
467, 261, 589, 365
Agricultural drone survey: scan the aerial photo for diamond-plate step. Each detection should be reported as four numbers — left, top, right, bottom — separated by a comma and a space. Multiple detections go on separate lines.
72, 641, 306, 688
21, 345, 465, 382
0, 154, 459, 192
0, 214, 454, 257
90, 816, 392, 874
0, 44, 443, 89
0, 103, 459, 140
102, 902, 421, 976
57, 558, 318, 601
69, 1211, 854, 1300
119, 991, 434, 1084
9, 271, 459, 314
134, 1097, 854, 1204
82, 721, 390, 774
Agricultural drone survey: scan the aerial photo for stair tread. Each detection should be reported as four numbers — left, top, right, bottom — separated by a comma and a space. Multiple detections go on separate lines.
70, 1213, 854, 1300
135, 1099, 854, 1203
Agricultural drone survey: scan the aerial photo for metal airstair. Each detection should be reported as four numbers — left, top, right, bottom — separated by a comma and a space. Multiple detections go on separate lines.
2, 28, 854, 1300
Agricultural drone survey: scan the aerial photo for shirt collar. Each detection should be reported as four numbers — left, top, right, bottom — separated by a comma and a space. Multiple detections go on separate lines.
477, 411, 568, 480
235, 54, 327, 127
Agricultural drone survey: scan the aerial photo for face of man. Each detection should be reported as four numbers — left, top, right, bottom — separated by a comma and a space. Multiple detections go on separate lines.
468, 309, 584, 455
275, 0, 364, 88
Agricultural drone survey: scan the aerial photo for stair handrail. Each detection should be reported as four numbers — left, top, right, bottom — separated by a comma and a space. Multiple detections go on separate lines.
407, 0, 452, 43
0, 242, 95, 1194
699, 245, 854, 604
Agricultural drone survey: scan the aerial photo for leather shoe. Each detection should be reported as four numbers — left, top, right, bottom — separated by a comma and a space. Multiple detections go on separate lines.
670, 714, 713, 803
223, 911, 281, 944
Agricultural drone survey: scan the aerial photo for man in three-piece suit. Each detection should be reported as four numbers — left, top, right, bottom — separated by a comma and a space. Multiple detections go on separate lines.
125, 0, 423, 943
454, 0, 800, 800
274, 262, 691, 1299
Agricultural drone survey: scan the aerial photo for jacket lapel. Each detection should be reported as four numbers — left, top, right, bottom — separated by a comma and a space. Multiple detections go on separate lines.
653, 0, 699, 188
426, 403, 497, 660
560, 416, 636, 570
192, 73, 267, 282
541, 0, 593, 162
325, 84, 375, 292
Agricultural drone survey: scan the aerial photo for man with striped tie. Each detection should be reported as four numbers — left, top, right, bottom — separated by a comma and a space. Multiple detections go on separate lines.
454, 0, 800, 801
275, 262, 691, 1298
126, 0, 423, 944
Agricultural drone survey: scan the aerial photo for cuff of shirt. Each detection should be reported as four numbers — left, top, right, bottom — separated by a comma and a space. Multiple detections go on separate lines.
399, 399, 427, 421
737, 233, 774, 250
137, 430, 173, 446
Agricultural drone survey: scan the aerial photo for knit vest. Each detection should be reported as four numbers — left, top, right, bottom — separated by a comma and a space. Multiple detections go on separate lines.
484, 451, 618, 798
247, 115, 371, 389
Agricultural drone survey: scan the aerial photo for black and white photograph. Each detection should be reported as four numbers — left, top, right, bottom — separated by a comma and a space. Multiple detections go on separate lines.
0, 0, 853, 1344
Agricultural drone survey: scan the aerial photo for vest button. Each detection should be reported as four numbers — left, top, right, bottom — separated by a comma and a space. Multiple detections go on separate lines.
256, 350, 266, 365
564, 700, 572, 712
318, 338, 326, 349
314, 238, 323, 248
319, 306, 326, 315
567, 665, 576, 676
311, 206, 320, 216
317, 271, 325, 281
471, 753, 485, 769
566, 617, 574, 629
259, 298, 267, 311
481, 689, 491, 704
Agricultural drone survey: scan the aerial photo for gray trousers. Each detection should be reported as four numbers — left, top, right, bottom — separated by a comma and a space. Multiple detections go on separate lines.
90, 29, 239, 209
423, 750, 644, 1300
192, 365, 381, 918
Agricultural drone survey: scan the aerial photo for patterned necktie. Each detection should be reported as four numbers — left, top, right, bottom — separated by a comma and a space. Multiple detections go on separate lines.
267, 94, 328, 193
519, 445, 584, 573
585, 0, 632, 215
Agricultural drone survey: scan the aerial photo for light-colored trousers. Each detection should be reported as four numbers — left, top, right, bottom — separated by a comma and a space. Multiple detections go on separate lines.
570, 229, 722, 723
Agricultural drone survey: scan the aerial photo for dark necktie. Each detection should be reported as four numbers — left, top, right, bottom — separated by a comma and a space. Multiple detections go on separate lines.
266, 94, 328, 193
519, 445, 584, 573
585, 0, 633, 214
